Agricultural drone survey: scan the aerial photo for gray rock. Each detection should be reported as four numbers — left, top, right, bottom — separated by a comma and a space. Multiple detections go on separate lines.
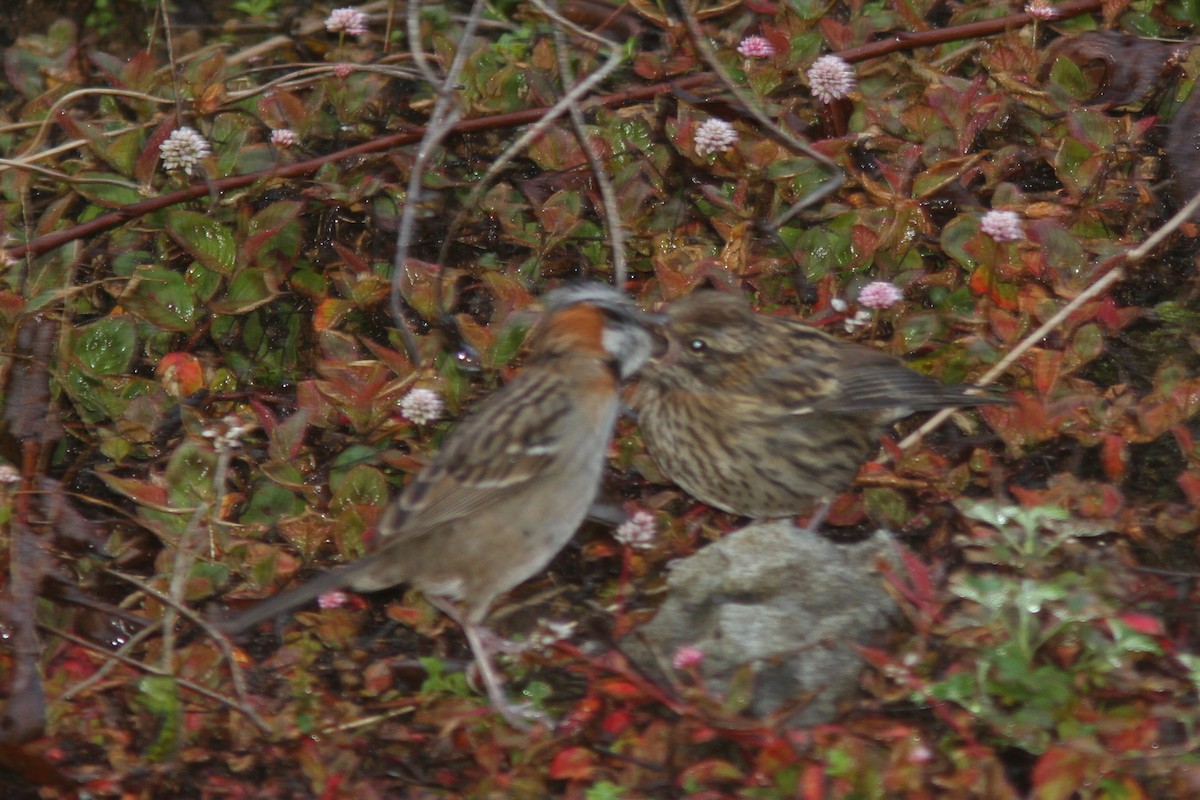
624, 521, 901, 727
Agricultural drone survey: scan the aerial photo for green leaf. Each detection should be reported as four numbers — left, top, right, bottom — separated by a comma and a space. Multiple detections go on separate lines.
490, 320, 528, 367
73, 172, 142, 207
1047, 54, 1090, 102
1168, 0, 1200, 24
940, 215, 980, 271
166, 210, 237, 275
134, 675, 181, 763
912, 156, 982, 199
105, 129, 144, 176
121, 266, 197, 332
290, 269, 327, 300
1069, 324, 1104, 364
186, 262, 222, 302
73, 317, 137, 375
863, 487, 910, 529
243, 200, 303, 264
209, 268, 279, 314
795, 214, 854, 282
330, 464, 389, 511
241, 483, 305, 525
164, 441, 217, 507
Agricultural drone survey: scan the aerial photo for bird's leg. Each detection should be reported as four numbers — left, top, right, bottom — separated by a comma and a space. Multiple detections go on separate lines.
798, 498, 833, 535
464, 622, 549, 730
428, 596, 547, 729
471, 625, 531, 655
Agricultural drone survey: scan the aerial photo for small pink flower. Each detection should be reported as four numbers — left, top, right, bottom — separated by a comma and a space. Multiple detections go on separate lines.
325, 7, 368, 36
399, 387, 444, 425
737, 36, 775, 58
694, 118, 738, 157
614, 510, 657, 549
909, 743, 934, 763
270, 128, 298, 148
980, 210, 1024, 243
807, 55, 856, 103
159, 126, 211, 175
1025, 0, 1060, 20
857, 281, 903, 310
332, 63, 353, 79
672, 646, 704, 670
319, 590, 350, 609
0, 464, 20, 484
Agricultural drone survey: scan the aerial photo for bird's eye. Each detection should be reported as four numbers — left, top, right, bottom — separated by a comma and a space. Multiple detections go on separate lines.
688, 339, 708, 353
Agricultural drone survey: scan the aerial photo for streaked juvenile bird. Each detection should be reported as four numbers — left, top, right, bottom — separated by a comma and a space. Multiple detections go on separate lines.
220, 283, 662, 727
632, 290, 1002, 524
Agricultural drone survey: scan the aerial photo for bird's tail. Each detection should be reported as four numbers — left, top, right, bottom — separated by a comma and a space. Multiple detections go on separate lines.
215, 559, 373, 636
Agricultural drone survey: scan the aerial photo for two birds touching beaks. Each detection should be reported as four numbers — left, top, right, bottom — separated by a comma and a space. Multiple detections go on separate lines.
219, 283, 1004, 728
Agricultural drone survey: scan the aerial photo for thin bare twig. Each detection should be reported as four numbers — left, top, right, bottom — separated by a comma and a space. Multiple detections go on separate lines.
3, 89, 173, 169
673, 0, 842, 229
104, 568, 257, 712
835, 0, 1103, 64
388, 0, 488, 361
895, 184, 1200, 453
406, 0, 442, 86
0, 159, 142, 189
41, 622, 270, 733
57, 619, 162, 702
4, 73, 715, 263
225, 63, 420, 103
224, 1, 397, 66
547, 0, 628, 288
431, 0, 625, 275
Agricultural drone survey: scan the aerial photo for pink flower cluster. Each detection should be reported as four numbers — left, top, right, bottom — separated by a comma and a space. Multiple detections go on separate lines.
980, 210, 1024, 243
737, 36, 775, 58
807, 55, 856, 103
858, 281, 903, 310
325, 7, 368, 36
694, 118, 738, 156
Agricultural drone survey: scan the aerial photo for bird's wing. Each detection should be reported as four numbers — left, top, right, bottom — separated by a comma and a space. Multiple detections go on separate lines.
749, 324, 980, 414
378, 369, 578, 542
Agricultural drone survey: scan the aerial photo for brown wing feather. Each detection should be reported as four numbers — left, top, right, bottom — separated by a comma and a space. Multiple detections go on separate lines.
754, 318, 1000, 414
378, 368, 572, 542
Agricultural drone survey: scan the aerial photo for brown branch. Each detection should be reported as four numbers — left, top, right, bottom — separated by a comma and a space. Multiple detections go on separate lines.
40, 622, 271, 733
6, 73, 715, 262
836, 0, 1104, 63
6, 0, 1107, 261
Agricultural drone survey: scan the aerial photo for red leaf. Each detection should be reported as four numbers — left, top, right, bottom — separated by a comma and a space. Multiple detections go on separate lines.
1173, 424, 1194, 454
889, 548, 938, 610
1027, 349, 1063, 396
600, 708, 633, 737
248, 397, 278, 436
313, 298, 351, 331
1177, 470, 1200, 506
242, 201, 302, 263
677, 758, 745, 786
548, 746, 598, 780
1101, 433, 1127, 481
96, 474, 170, 509
1095, 294, 1139, 330
1117, 612, 1163, 636
557, 696, 602, 736
1032, 745, 1088, 800
136, 118, 177, 185
596, 678, 643, 700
